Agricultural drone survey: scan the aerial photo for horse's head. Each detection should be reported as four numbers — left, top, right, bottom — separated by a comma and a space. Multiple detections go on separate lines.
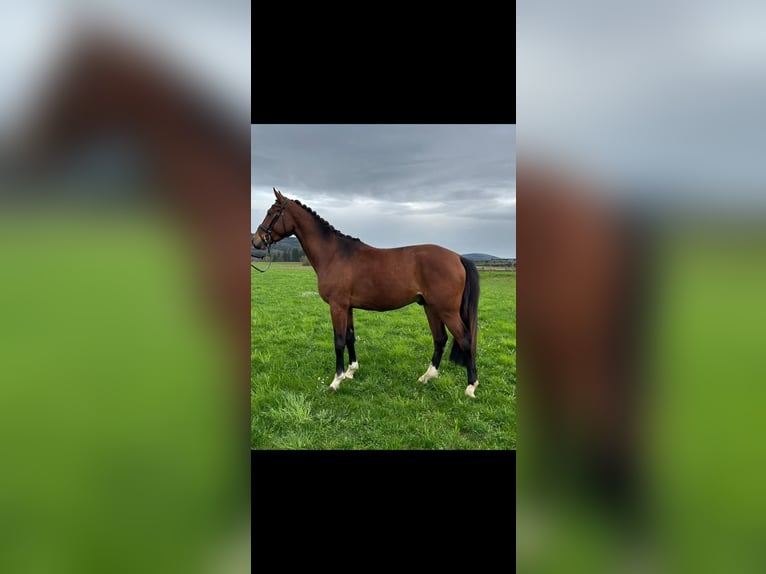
13, 33, 144, 168
252, 188, 296, 250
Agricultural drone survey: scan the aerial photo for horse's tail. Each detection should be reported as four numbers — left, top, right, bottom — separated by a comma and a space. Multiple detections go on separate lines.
449, 257, 480, 367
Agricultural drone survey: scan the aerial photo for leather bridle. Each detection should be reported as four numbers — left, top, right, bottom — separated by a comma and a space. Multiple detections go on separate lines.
251, 201, 288, 272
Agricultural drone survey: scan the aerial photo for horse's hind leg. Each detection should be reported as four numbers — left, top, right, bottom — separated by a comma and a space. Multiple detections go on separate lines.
443, 312, 479, 398
329, 305, 349, 392
343, 308, 359, 379
418, 306, 448, 384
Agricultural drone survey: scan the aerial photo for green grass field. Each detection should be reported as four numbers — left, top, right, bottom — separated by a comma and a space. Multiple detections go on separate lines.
0, 212, 246, 572
517, 231, 766, 572
251, 263, 516, 449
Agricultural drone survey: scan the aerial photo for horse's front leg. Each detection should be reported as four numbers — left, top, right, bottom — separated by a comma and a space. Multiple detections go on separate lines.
343, 308, 359, 379
329, 305, 349, 392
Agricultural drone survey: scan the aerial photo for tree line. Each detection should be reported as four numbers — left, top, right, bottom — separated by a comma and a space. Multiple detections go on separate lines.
269, 247, 305, 262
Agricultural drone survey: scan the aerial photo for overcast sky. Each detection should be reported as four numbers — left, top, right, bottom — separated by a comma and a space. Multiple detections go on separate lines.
251, 125, 516, 258
518, 2, 766, 201
0, 0, 249, 131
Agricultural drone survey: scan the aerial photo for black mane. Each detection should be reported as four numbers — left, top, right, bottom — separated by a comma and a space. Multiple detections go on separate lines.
294, 200, 361, 243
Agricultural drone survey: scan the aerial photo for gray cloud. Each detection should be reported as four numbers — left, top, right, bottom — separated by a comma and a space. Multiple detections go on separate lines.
0, 1, 249, 131
251, 125, 516, 258
518, 2, 766, 197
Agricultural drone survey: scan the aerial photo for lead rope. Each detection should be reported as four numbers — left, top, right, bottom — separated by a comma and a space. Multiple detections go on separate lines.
251, 243, 272, 273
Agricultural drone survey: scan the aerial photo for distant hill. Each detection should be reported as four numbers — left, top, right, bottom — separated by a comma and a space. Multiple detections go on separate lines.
251, 234, 305, 261
461, 253, 502, 260
251, 235, 301, 251
268, 236, 302, 252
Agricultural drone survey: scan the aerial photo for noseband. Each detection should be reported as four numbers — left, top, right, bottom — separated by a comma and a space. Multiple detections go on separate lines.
251, 201, 288, 272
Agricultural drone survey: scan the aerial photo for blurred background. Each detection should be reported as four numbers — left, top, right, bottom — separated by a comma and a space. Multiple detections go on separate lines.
518, 2, 766, 573
0, 2, 250, 573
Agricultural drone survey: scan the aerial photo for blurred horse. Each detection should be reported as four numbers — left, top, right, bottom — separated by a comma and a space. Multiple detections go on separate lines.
11, 32, 251, 408
518, 161, 648, 509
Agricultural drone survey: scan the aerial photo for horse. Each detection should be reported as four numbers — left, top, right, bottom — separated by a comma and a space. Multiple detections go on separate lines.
0, 29, 253, 572
518, 161, 648, 510
253, 188, 482, 398
9, 31, 251, 405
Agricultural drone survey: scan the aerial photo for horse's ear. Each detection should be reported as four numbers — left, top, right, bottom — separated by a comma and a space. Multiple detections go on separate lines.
274, 188, 285, 201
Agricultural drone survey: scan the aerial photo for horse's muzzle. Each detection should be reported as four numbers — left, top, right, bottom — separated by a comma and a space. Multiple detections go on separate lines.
252, 233, 267, 252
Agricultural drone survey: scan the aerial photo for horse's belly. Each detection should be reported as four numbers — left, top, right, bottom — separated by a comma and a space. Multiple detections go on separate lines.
351, 290, 418, 311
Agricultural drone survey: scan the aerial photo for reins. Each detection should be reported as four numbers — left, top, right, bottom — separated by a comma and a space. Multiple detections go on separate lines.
251, 241, 272, 273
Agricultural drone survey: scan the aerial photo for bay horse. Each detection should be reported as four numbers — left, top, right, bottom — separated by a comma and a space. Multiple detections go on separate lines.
2, 30, 252, 570
253, 189, 482, 398
518, 161, 648, 510
9, 31, 251, 405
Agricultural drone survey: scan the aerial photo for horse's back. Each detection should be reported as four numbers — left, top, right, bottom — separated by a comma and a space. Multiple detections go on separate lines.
387, 243, 460, 261
369, 243, 463, 279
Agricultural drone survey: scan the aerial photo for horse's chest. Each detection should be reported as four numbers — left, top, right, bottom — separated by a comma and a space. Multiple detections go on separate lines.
317, 279, 336, 303
317, 271, 351, 304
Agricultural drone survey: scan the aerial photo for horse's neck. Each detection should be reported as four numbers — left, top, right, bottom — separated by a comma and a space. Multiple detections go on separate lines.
290, 207, 338, 274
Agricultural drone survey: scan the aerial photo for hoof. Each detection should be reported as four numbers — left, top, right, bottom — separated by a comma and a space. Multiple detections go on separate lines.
418, 364, 439, 384
465, 381, 479, 398
343, 361, 359, 380
329, 379, 342, 392
330, 372, 346, 392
